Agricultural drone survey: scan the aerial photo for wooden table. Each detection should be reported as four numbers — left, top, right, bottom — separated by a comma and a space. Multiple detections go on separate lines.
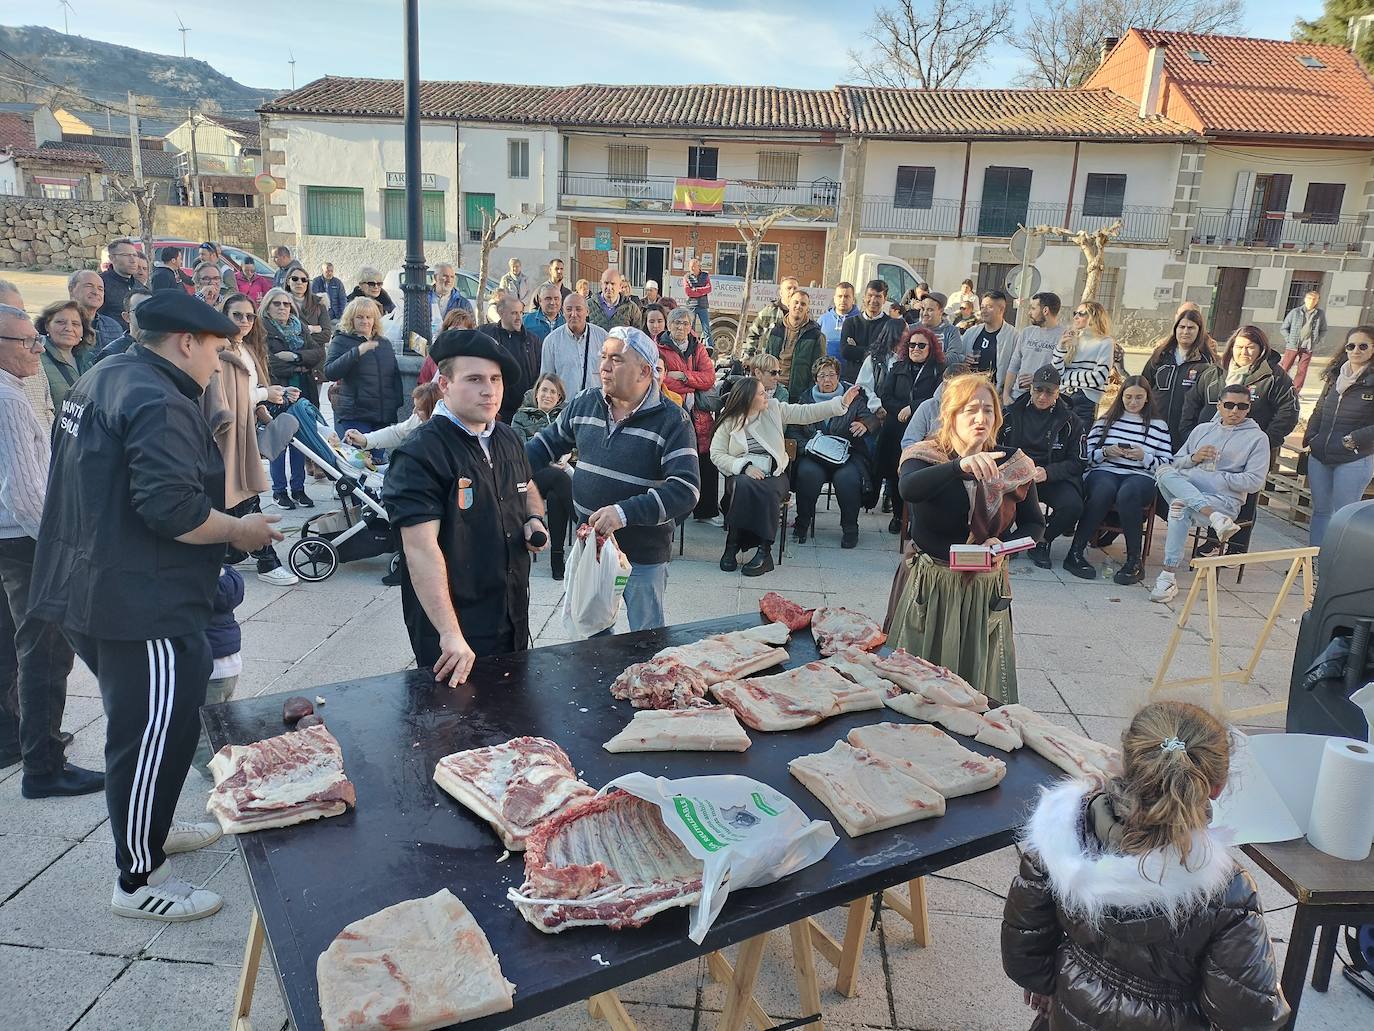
204, 613, 1061, 1031
1242, 838, 1374, 1029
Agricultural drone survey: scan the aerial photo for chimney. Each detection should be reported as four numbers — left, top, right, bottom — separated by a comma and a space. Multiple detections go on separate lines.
1100, 36, 1119, 63
1140, 42, 1167, 119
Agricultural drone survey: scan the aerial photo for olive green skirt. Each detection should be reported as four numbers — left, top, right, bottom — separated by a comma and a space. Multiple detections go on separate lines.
886, 552, 1018, 705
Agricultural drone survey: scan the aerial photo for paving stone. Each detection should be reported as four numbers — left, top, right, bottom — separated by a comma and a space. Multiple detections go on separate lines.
0, 943, 126, 1031
0, 832, 76, 901
142, 854, 260, 964
237, 619, 338, 664
1039, 668, 1156, 719
888, 913, 1027, 1031
70, 952, 290, 1031
0, 762, 111, 841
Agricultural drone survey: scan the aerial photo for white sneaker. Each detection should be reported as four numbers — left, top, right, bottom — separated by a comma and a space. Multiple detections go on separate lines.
1150, 573, 1178, 604
165, 820, 223, 855
258, 566, 299, 587
111, 862, 222, 922
1209, 511, 1239, 543
708, 514, 726, 528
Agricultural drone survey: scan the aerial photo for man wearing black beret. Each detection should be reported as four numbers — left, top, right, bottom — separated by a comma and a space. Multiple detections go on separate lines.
383, 329, 549, 685
31, 291, 284, 923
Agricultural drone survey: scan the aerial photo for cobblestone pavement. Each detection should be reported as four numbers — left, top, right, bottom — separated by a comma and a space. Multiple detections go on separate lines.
1, 475, 1362, 1031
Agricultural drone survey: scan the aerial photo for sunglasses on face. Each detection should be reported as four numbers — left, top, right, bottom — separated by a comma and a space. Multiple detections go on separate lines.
360, 281, 380, 288
269, 300, 291, 308
288, 276, 308, 284
1347, 341, 1372, 352
1220, 400, 1251, 410
909, 341, 929, 350
1072, 310, 1089, 318
229, 311, 256, 321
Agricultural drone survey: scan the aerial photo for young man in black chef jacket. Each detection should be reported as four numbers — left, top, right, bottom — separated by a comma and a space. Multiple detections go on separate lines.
383, 329, 548, 687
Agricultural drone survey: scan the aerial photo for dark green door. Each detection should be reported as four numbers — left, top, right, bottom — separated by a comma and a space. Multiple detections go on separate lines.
978, 167, 1032, 238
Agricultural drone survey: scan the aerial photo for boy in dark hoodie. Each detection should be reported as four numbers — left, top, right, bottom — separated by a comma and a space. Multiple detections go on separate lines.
195, 565, 244, 775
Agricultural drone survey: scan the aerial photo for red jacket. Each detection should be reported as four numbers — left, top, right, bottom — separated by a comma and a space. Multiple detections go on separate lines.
657, 332, 715, 452
234, 272, 271, 304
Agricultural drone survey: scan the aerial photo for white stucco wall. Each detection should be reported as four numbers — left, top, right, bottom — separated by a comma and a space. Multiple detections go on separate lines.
1198, 145, 1371, 214
270, 116, 562, 285
860, 141, 968, 204
563, 134, 843, 184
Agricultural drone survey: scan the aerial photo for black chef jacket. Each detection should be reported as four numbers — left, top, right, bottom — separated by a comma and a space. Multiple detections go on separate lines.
382, 413, 533, 667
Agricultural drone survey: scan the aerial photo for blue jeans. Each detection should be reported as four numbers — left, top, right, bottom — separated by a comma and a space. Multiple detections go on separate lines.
270, 445, 304, 493
624, 562, 668, 631
1309, 454, 1374, 549
1156, 465, 1232, 569
690, 306, 714, 351
335, 418, 387, 464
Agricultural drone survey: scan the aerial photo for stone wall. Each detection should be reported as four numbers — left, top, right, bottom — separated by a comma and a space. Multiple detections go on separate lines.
155, 205, 267, 258
0, 197, 137, 270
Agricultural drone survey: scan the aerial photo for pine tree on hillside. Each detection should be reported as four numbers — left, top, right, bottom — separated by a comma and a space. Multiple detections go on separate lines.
1296, 1, 1374, 70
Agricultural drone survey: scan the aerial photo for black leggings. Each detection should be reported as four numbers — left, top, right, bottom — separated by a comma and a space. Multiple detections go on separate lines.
1072, 470, 1155, 560
794, 455, 865, 530
694, 451, 720, 519
532, 466, 573, 552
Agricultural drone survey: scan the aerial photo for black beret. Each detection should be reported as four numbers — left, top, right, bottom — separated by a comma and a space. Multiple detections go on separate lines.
135, 291, 238, 338
429, 329, 521, 386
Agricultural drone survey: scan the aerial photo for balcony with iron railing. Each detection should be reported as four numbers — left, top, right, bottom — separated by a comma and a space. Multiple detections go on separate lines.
1191, 208, 1366, 252
558, 171, 840, 222
859, 196, 1175, 244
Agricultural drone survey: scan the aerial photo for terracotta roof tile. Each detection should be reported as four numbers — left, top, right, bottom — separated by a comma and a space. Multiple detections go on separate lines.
1102, 30, 1374, 139
41, 140, 179, 177
261, 78, 849, 132
15, 145, 102, 166
840, 86, 1195, 140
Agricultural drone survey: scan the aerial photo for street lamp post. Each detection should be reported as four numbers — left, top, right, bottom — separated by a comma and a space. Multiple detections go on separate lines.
400, 0, 429, 353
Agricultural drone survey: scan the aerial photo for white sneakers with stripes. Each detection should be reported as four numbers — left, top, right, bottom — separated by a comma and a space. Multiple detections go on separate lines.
110, 822, 226, 921
112, 861, 223, 922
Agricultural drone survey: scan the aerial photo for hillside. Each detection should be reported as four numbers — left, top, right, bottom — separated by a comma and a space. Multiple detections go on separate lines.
0, 24, 280, 119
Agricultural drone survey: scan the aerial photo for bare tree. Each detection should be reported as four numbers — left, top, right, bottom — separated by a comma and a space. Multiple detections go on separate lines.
476, 206, 545, 316
1014, 0, 1243, 89
1029, 219, 1122, 304
730, 209, 794, 358
106, 173, 158, 263
848, 0, 1013, 89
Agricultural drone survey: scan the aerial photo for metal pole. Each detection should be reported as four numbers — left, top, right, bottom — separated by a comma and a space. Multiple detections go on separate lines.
400, 0, 429, 352
187, 108, 201, 206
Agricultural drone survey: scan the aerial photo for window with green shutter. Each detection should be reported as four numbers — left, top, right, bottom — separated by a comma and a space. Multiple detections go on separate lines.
465, 192, 496, 243
382, 189, 445, 241
305, 186, 364, 237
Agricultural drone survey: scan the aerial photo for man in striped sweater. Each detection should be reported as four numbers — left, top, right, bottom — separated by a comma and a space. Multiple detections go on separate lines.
526, 326, 700, 631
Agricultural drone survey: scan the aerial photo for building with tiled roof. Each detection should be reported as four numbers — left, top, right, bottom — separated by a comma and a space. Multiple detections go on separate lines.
1086, 29, 1374, 143
257, 34, 1374, 344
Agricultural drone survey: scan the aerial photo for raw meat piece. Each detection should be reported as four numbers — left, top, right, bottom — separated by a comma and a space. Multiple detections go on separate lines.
810, 607, 886, 656
208, 724, 356, 834
853, 649, 989, 711
295, 714, 326, 730
603, 706, 750, 753
655, 627, 789, 685
822, 648, 895, 694
759, 592, 815, 631
433, 737, 594, 851
610, 655, 710, 710
987, 705, 1122, 777
511, 790, 705, 933
710, 663, 884, 732
848, 723, 1007, 798
789, 741, 945, 836
883, 694, 1023, 751
283, 696, 314, 723
317, 888, 514, 1031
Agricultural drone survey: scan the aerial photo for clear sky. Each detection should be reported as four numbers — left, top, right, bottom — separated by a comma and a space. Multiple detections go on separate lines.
15, 0, 1323, 107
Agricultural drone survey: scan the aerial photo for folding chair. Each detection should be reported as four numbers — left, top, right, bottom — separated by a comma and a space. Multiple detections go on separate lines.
1091, 495, 1158, 560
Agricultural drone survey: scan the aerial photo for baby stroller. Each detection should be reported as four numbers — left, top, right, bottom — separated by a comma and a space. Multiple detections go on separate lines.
264, 399, 397, 582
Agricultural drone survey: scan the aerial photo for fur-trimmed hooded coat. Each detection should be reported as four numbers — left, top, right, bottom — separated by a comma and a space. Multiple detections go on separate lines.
1001, 780, 1289, 1031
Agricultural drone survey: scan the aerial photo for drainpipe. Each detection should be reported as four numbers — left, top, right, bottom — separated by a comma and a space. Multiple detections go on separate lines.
1064, 141, 1080, 227
957, 141, 971, 238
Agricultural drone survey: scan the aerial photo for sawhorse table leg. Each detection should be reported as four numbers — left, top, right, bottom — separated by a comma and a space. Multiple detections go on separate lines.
232, 908, 266, 1031
811, 878, 930, 1001
588, 991, 638, 1031
882, 878, 930, 947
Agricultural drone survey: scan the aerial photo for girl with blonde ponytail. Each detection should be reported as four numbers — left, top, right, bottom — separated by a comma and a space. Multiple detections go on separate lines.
1001, 701, 1289, 1031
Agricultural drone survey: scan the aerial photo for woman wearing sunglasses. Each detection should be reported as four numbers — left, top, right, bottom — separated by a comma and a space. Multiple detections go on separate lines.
1179, 325, 1298, 451
1303, 326, 1374, 548
1052, 300, 1116, 427
346, 266, 396, 316
876, 324, 944, 533
211, 294, 297, 586
261, 288, 324, 510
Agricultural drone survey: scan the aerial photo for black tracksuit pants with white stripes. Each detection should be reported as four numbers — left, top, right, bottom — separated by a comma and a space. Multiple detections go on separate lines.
66, 631, 211, 886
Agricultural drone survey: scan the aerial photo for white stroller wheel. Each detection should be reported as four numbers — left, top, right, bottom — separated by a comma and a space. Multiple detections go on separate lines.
289, 538, 338, 582
388, 552, 403, 576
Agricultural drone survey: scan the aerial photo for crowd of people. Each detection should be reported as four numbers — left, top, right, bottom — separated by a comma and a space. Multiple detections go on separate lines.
1, 232, 1372, 936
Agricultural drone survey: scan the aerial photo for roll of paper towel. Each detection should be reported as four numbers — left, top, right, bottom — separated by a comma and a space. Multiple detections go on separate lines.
1305, 738, 1374, 861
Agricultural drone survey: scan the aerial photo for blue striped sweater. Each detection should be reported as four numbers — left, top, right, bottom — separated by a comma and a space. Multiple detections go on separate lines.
1085, 413, 1174, 476
526, 386, 700, 564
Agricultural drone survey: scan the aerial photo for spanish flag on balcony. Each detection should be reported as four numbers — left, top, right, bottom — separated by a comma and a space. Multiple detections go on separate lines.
673, 178, 725, 212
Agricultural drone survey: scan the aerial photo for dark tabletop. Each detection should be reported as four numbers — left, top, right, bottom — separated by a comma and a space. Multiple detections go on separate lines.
203, 613, 1063, 1031
1241, 840, 1374, 905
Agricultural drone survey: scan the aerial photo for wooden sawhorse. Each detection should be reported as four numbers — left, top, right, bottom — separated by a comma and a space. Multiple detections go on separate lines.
803, 877, 930, 999
1151, 546, 1317, 719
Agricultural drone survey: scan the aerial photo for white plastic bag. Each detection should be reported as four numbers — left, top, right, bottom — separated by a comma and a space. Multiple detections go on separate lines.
562, 531, 630, 639
605, 772, 838, 943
